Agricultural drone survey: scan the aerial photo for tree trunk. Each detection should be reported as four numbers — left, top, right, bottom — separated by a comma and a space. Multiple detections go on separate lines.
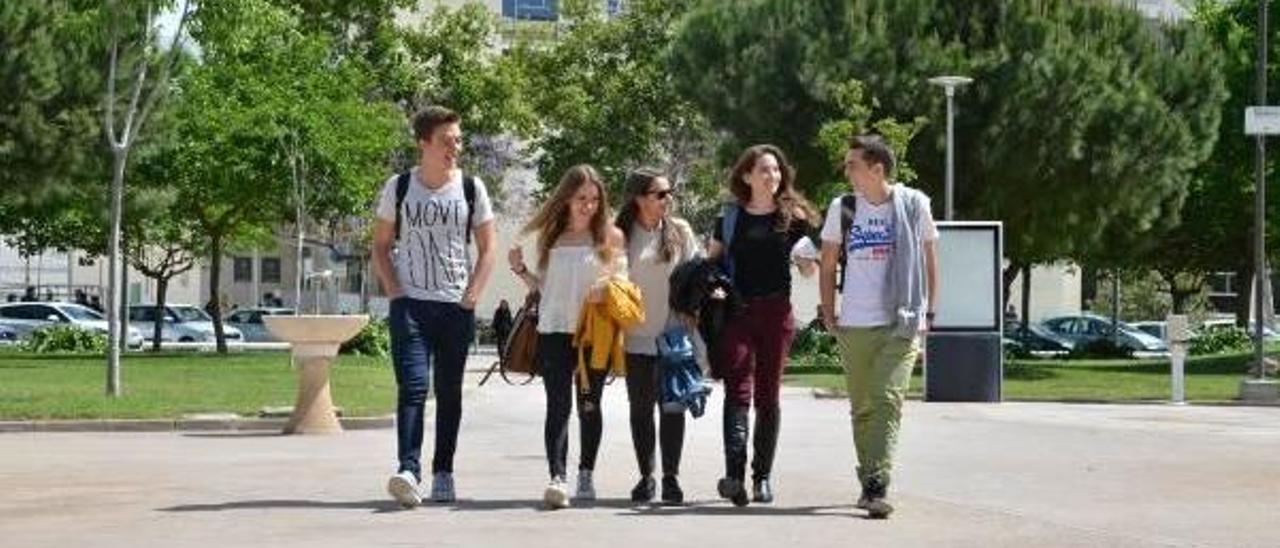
1002, 262, 1023, 310
119, 241, 129, 352
1110, 271, 1121, 344
210, 236, 228, 354
1171, 289, 1191, 315
359, 256, 370, 314
1020, 264, 1032, 335
1235, 264, 1253, 328
106, 149, 126, 397
151, 278, 168, 352
1080, 266, 1097, 311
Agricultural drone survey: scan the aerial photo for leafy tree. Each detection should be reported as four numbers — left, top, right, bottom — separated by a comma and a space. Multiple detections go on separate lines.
514, 0, 720, 212
670, 0, 1226, 304
164, 0, 401, 351
100, 0, 193, 395
0, 0, 102, 204
1187, 0, 1280, 326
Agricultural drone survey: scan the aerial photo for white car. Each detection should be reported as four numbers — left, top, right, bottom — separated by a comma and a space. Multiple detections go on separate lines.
128, 304, 243, 343
225, 307, 295, 342
1200, 318, 1280, 341
0, 302, 144, 348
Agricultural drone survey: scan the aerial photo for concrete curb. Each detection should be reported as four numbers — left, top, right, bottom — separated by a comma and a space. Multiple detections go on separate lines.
0, 415, 394, 434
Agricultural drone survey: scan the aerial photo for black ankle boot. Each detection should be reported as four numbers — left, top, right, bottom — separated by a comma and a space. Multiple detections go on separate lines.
717, 406, 750, 507
660, 475, 684, 504
630, 475, 655, 503
751, 409, 780, 503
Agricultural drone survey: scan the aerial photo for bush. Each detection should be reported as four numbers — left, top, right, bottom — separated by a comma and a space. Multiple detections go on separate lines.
24, 325, 108, 353
1067, 339, 1134, 360
789, 326, 839, 367
1188, 326, 1252, 356
340, 320, 390, 357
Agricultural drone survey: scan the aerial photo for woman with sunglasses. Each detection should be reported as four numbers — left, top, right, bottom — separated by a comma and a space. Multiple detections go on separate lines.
614, 168, 701, 504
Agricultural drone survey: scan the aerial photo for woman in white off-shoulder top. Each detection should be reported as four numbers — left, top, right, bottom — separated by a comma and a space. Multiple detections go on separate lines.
508, 165, 626, 510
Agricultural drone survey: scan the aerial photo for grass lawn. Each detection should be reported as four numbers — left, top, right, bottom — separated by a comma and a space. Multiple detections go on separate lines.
785, 347, 1278, 403
0, 350, 396, 420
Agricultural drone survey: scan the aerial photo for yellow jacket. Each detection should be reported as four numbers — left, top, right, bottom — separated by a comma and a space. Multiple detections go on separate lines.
574, 277, 645, 391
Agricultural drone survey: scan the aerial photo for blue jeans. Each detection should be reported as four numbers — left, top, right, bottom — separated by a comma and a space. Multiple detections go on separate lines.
389, 298, 475, 480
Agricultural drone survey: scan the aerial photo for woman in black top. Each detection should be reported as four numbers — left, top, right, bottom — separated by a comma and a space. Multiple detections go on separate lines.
708, 144, 819, 506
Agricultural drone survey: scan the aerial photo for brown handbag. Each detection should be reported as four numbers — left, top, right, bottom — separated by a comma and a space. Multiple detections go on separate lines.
500, 291, 541, 379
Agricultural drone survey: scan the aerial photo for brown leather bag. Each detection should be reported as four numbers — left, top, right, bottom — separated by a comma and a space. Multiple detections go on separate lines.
501, 291, 541, 378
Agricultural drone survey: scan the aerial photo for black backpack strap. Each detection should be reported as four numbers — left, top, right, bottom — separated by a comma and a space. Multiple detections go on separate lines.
393, 171, 411, 243
837, 194, 857, 292
719, 203, 740, 280
463, 174, 476, 246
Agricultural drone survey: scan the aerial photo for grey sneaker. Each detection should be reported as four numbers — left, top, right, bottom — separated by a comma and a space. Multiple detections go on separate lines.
575, 469, 596, 500
862, 478, 893, 519
865, 497, 894, 519
387, 471, 421, 508
430, 471, 456, 503
543, 477, 570, 509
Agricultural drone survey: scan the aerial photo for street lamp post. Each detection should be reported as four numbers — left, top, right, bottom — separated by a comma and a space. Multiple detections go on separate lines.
929, 76, 973, 221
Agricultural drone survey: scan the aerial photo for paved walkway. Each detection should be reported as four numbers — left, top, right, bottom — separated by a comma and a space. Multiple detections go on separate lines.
2, 366, 1279, 547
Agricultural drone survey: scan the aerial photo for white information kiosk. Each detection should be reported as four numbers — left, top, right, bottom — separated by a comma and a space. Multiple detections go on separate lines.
924, 221, 1004, 402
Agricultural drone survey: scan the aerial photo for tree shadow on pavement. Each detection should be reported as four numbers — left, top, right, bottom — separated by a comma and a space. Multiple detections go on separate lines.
618, 501, 865, 519
450, 498, 637, 512
158, 499, 405, 514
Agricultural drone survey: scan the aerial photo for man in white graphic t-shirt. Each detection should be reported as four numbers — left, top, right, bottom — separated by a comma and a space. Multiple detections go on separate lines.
818, 135, 939, 519
372, 106, 497, 507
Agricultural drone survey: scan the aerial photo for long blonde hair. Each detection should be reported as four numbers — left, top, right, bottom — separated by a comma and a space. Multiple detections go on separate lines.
521, 164, 614, 271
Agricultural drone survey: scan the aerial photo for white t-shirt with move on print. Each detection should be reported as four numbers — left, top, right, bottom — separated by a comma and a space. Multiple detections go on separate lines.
375, 168, 495, 303
819, 191, 938, 328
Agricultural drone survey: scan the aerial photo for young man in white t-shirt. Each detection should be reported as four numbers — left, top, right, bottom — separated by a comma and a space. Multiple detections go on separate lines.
372, 106, 497, 507
818, 135, 939, 519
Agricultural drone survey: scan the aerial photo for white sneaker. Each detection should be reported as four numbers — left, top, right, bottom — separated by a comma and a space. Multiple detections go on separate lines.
430, 471, 456, 503
543, 477, 570, 510
387, 471, 421, 508
576, 470, 596, 500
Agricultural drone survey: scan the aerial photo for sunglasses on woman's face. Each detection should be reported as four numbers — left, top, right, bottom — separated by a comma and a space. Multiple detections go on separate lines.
644, 189, 675, 200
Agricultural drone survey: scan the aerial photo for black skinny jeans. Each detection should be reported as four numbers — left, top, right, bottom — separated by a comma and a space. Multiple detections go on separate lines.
625, 353, 686, 478
539, 333, 608, 479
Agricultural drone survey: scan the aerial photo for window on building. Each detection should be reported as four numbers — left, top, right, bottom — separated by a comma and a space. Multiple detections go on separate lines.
503, 0, 558, 21
233, 257, 252, 282
261, 258, 282, 284
1208, 272, 1235, 296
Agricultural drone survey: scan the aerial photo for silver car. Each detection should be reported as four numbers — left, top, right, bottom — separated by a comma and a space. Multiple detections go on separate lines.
0, 302, 144, 348
0, 322, 18, 345
225, 307, 295, 342
128, 304, 243, 343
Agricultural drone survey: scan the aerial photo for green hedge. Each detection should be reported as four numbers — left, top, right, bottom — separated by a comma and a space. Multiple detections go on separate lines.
25, 325, 108, 354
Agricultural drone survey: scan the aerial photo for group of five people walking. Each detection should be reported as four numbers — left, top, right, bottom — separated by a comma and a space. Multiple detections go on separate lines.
371, 106, 939, 519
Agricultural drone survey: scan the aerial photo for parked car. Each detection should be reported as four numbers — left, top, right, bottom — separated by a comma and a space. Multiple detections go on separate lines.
1129, 320, 1167, 342
1199, 318, 1280, 341
1003, 321, 1075, 353
128, 304, 242, 343
0, 302, 144, 348
0, 322, 18, 345
1041, 314, 1168, 352
225, 307, 295, 342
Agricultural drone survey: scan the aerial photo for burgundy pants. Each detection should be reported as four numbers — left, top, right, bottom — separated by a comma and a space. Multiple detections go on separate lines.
715, 295, 796, 411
